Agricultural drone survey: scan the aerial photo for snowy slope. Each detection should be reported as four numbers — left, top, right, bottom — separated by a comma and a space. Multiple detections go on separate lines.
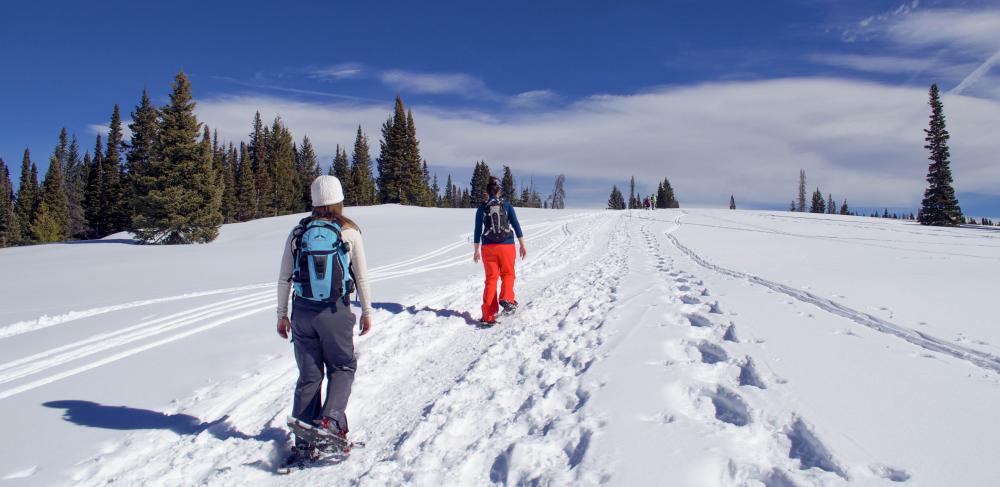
1, 207, 998, 486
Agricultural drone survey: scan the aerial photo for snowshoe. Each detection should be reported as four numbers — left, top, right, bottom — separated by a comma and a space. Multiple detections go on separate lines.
499, 300, 518, 315
275, 445, 319, 474
286, 416, 364, 454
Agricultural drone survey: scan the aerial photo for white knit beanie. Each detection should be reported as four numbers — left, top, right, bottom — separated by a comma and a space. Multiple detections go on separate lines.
311, 175, 344, 207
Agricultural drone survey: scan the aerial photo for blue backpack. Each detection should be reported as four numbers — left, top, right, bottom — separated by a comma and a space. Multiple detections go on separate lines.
290, 218, 354, 305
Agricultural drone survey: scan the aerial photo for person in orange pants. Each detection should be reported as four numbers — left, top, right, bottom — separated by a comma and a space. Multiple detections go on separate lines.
473, 177, 526, 325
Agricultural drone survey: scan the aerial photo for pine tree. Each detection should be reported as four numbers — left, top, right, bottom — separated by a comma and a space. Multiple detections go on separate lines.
104, 104, 129, 234
607, 185, 625, 210
660, 178, 679, 208
810, 188, 825, 213
431, 173, 440, 207
330, 144, 348, 203
34, 153, 69, 242
918, 84, 963, 226
132, 71, 222, 243
461, 188, 471, 208
268, 117, 299, 214
550, 174, 566, 209
420, 160, 432, 206
248, 111, 273, 217
789, 200, 796, 212
64, 134, 88, 238
443, 174, 454, 208
628, 176, 636, 209
470, 161, 492, 204
15, 149, 40, 242
377, 96, 409, 204
797, 170, 807, 212
840, 199, 849, 215
729, 195, 736, 210
83, 139, 103, 238
500, 165, 516, 204
403, 108, 425, 205
220, 143, 238, 222
127, 88, 160, 234
235, 142, 257, 220
0, 158, 18, 247
827, 194, 835, 214
291, 135, 320, 210
349, 126, 376, 206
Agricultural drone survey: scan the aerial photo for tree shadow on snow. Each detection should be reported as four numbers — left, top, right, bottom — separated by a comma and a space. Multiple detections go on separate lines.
64, 238, 139, 245
43, 400, 288, 444
368, 302, 479, 325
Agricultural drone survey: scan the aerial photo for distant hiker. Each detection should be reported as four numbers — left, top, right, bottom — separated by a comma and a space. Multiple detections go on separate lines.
651, 194, 657, 209
276, 175, 372, 464
643, 197, 651, 210
473, 177, 526, 325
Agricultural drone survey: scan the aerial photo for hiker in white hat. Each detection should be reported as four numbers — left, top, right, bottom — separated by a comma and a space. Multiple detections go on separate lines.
275, 175, 372, 468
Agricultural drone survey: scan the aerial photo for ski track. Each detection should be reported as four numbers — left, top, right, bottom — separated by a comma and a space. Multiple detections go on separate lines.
67, 214, 609, 486
0, 218, 581, 401
663, 213, 1000, 375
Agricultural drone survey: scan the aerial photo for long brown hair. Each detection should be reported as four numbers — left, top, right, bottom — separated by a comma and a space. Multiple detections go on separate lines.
312, 202, 360, 232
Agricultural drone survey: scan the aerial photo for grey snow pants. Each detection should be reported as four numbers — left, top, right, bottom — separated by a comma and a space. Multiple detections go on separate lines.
291, 299, 357, 438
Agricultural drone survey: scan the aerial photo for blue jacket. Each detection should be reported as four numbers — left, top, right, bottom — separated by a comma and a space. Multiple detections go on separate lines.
474, 198, 523, 245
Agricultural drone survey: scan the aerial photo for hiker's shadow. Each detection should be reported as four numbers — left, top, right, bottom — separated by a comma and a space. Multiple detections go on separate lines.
369, 302, 478, 325
43, 400, 288, 444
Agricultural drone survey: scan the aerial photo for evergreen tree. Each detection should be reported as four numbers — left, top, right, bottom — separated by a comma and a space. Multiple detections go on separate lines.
607, 185, 625, 210
840, 199, 849, 215
268, 117, 299, 214
420, 160, 432, 206
132, 71, 222, 243
827, 194, 835, 214
402, 108, 425, 205
293, 136, 321, 209
628, 176, 637, 209
377, 96, 408, 204
443, 174, 454, 208
350, 126, 376, 206
331, 143, 350, 184
660, 178, 679, 208
104, 104, 129, 234
918, 84, 963, 226
461, 188, 471, 208
729, 195, 736, 210
431, 173, 440, 207
64, 134, 88, 238
470, 161, 492, 204
34, 154, 69, 241
83, 140, 103, 238
550, 174, 566, 209
235, 142, 257, 220
797, 170, 807, 212
15, 149, 40, 242
500, 165, 516, 204
810, 188, 825, 213
127, 88, 160, 234
221, 143, 238, 222
789, 200, 796, 212
249, 111, 273, 217
0, 158, 18, 247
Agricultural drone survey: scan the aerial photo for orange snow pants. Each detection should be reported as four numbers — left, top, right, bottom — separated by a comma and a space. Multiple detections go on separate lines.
481, 244, 516, 322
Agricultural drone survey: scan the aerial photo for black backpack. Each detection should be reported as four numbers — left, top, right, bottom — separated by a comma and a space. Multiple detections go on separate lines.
481, 198, 514, 244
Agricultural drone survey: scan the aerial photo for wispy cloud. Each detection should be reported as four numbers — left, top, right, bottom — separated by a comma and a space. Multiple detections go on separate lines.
378, 70, 500, 99
309, 63, 364, 81
197, 74, 374, 102
808, 53, 938, 74
195, 78, 1000, 209
508, 90, 561, 109
843, 0, 921, 42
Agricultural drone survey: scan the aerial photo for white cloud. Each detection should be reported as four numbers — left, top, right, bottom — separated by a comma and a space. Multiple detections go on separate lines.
378, 70, 498, 99
309, 63, 364, 81
508, 90, 561, 109
887, 9, 1000, 52
195, 78, 1000, 209
88, 123, 134, 145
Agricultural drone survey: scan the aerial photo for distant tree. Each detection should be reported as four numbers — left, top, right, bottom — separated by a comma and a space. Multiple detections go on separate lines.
220, 143, 238, 222
0, 158, 18, 246
248, 111, 272, 217
628, 176, 637, 209
550, 174, 566, 209
64, 134, 88, 238
331, 143, 349, 182
83, 138, 103, 238
34, 154, 69, 242
104, 104, 129, 234
729, 195, 736, 210
296, 136, 321, 209
461, 187, 471, 208
268, 117, 300, 214
883, 208, 890, 218
501, 165, 516, 203
810, 188, 825, 213
839, 199, 849, 215
126, 88, 160, 235
15, 149, 40, 242
431, 173, 440, 207
827, 194, 835, 214
797, 170, 807, 212
918, 84, 962, 226
350, 126, 377, 206
789, 200, 796, 212
420, 160, 432, 206
235, 142, 257, 220
608, 185, 626, 210
470, 161, 492, 204
443, 174, 454, 208
659, 178, 679, 208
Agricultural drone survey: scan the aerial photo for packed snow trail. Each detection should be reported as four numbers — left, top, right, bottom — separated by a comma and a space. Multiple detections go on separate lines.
660, 213, 1000, 374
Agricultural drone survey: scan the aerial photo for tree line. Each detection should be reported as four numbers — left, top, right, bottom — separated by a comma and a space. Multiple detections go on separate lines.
0, 71, 571, 247
607, 176, 679, 210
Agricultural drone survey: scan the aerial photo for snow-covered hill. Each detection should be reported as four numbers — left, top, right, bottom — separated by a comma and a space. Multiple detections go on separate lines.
1, 207, 998, 486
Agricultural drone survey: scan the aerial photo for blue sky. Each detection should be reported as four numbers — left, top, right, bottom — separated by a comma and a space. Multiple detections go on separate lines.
1, 0, 998, 213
